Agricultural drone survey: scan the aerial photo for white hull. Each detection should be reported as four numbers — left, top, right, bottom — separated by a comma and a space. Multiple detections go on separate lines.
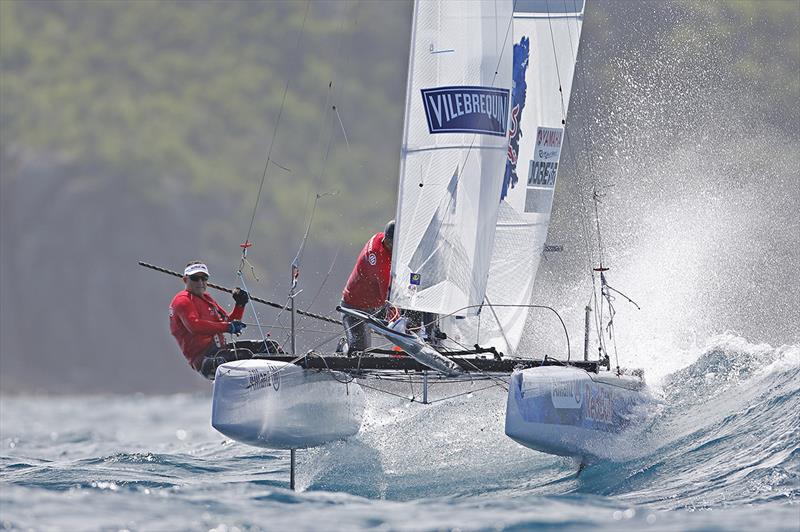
505, 365, 651, 460
211, 360, 365, 449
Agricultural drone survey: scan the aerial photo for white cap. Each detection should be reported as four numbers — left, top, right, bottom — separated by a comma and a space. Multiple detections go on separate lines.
184, 263, 209, 277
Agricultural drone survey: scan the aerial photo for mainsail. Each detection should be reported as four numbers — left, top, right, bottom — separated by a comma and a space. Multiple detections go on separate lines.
451, 0, 585, 354
390, 0, 513, 317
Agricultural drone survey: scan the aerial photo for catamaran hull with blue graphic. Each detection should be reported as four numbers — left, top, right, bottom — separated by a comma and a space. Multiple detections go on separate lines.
505, 366, 652, 460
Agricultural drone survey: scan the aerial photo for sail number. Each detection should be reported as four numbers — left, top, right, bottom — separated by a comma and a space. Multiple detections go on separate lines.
528, 160, 559, 186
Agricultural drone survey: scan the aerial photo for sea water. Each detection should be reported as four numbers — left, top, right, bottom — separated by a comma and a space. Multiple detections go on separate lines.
1, 333, 798, 531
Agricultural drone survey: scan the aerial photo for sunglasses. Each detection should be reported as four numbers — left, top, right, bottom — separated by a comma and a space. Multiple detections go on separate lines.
189, 274, 209, 282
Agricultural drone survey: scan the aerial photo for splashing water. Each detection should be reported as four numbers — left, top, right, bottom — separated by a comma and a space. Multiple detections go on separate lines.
1, 335, 797, 530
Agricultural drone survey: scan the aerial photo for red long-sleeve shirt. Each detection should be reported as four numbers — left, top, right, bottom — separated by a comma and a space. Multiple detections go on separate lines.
169, 290, 244, 370
342, 232, 392, 310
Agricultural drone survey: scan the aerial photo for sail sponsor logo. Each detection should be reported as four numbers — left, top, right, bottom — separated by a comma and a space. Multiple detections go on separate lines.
502, 36, 530, 201
583, 383, 613, 424
409, 273, 421, 286
550, 378, 583, 409
528, 127, 563, 187
246, 367, 280, 392
421, 86, 509, 137
524, 126, 564, 212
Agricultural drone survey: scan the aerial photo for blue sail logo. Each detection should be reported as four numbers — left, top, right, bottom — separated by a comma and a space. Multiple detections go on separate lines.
501, 36, 530, 201
421, 86, 509, 137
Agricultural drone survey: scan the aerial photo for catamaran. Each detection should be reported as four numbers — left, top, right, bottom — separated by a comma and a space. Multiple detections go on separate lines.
209, 0, 652, 473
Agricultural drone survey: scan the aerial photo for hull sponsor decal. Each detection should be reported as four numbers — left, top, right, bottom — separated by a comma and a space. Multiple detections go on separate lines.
246, 367, 281, 392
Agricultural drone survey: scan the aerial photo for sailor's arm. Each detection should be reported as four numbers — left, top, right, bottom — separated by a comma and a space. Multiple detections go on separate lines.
228, 304, 245, 321
174, 298, 230, 335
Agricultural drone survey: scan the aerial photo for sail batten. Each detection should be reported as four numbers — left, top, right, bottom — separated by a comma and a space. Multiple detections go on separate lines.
405, 145, 508, 154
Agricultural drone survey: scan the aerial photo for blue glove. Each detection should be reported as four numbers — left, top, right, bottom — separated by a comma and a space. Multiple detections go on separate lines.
228, 320, 246, 335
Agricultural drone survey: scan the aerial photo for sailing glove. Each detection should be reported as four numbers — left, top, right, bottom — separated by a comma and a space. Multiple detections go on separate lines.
232, 288, 249, 307
228, 320, 246, 335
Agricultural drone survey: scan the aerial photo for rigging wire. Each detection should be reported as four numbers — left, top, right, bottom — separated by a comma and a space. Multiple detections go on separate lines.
271, 190, 339, 348
290, 190, 340, 286
592, 186, 608, 268
333, 105, 351, 152
560, 0, 595, 270
240, 1, 312, 251
439, 303, 572, 363
426, 382, 507, 404
276, 0, 362, 352
482, 294, 513, 356
544, 0, 612, 363
230, 0, 312, 348
301, 245, 342, 320
545, 0, 568, 124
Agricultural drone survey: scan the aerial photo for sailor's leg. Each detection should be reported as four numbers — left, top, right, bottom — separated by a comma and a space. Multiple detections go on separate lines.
221, 344, 255, 361
405, 310, 424, 336
198, 347, 254, 379
199, 354, 226, 380
422, 312, 437, 340
232, 340, 281, 355
342, 312, 370, 354
359, 319, 372, 352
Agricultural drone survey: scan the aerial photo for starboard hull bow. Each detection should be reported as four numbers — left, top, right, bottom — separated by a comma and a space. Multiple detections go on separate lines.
505, 365, 652, 460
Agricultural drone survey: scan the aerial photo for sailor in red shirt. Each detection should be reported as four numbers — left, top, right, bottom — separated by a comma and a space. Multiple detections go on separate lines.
339, 221, 394, 354
169, 261, 251, 380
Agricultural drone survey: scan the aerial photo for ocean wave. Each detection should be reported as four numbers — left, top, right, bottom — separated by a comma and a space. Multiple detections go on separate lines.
0, 334, 797, 530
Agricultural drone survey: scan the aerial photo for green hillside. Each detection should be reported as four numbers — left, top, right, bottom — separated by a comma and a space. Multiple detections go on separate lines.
1, 0, 411, 246
1, 0, 797, 393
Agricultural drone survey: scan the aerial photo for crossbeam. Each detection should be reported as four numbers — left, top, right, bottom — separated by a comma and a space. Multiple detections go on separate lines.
253, 352, 601, 374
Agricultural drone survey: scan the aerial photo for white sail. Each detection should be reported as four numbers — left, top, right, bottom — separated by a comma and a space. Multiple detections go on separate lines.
450, 0, 585, 354
390, 0, 513, 317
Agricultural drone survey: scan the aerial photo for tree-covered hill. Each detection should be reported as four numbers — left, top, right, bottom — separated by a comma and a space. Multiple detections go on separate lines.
1, 0, 797, 394
1, 0, 414, 393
